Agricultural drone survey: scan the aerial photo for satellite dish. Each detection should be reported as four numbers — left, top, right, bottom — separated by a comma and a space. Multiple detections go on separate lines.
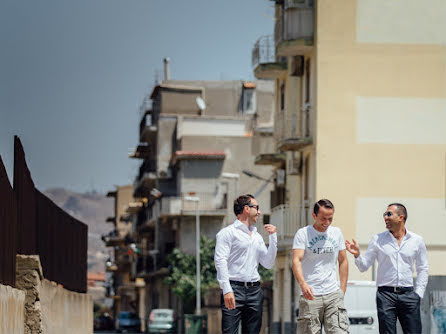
196, 97, 206, 111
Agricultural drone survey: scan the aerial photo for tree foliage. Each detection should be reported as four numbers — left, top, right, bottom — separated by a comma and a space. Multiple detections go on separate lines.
164, 235, 274, 313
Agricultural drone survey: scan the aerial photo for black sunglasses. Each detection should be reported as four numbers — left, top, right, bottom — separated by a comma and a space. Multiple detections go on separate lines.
247, 204, 260, 211
383, 211, 393, 218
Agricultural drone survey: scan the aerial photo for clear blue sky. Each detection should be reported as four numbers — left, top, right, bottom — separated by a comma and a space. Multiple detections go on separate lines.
0, 0, 275, 194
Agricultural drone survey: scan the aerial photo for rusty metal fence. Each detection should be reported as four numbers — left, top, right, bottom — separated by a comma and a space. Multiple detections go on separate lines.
0, 136, 87, 292
0, 156, 17, 287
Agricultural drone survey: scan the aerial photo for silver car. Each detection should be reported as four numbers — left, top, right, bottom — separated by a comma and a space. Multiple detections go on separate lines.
147, 309, 177, 334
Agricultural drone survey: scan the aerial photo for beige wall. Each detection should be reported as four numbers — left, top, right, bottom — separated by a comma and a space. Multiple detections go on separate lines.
0, 284, 25, 334
40, 279, 93, 334
316, 0, 446, 279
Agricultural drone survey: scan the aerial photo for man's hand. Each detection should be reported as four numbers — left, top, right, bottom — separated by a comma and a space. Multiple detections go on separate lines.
345, 239, 360, 258
300, 282, 314, 300
223, 292, 236, 310
264, 224, 276, 235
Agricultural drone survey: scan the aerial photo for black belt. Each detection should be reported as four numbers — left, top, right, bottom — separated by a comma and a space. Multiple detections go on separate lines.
378, 286, 413, 294
230, 280, 260, 287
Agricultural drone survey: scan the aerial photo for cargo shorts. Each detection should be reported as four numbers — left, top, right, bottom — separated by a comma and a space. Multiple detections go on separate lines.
297, 289, 349, 334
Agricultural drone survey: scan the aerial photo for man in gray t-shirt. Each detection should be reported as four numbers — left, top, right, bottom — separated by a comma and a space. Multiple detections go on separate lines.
292, 199, 349, 334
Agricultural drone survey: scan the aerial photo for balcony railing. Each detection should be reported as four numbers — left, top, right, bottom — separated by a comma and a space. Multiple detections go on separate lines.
252, 35, 287, 79
159, 192, 227, 216
275, 2, 314, 56
257, 204, 303, 244
270, 204, 301, 240
275, 105, 313, 151
252, 35, 275, 69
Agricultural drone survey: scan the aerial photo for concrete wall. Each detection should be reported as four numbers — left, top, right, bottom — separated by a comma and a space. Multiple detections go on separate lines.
16, 255, 93, 334
0, 284, 25, 334
40, 279, 93, 334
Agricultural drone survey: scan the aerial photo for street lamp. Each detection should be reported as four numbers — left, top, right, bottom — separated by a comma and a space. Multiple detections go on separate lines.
184, 195, 201, 315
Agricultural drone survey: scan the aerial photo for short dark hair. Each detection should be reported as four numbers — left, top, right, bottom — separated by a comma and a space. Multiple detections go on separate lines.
388, 203, 407, 222
313, 199, 335, 215
234, 194, 255, 216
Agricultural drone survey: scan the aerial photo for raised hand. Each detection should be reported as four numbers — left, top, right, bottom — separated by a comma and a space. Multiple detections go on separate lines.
345, 239, 360, 258
264, 224, 277, 235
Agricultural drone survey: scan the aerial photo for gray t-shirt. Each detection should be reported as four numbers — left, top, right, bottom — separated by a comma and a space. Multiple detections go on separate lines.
293, 225, 346, 295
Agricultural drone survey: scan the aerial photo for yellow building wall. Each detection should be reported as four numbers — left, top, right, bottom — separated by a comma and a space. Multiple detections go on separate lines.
315, 0, 446, 279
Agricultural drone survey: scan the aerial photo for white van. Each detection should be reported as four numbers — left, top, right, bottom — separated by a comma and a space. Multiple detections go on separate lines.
343, 280, 379, 334
296, 281, 379, 333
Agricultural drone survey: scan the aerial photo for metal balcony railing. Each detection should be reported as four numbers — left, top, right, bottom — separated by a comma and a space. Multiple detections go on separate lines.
270, 204, 302, 240
274, 105, 312, 144
159, 192, 227, 216
275, 4, 314, 47
252, 35, 275, 69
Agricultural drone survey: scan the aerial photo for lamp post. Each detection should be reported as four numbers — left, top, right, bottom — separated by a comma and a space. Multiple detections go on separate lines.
184, 195, 201, 315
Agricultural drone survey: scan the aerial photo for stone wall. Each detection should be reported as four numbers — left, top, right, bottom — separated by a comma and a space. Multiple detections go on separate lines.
0, 284, 25, 334
16, 255, 44, 333
16, 255, 93, 334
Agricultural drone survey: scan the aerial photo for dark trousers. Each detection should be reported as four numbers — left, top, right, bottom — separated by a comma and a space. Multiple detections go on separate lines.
376, 288, 422, 334
221, 283, 264, 334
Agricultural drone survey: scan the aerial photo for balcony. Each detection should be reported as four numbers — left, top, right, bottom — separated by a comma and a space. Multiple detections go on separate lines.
275, 2, 314, 56
139, 110, 158, 144
102, 230, 125, 247
275, 105, 313, 151
252, 35, 287, 80
270, 204, 303, 248
255, 153, 286, 168
133, 160, 157, 197
159, 193, 227, 218
129, 143, 151, 159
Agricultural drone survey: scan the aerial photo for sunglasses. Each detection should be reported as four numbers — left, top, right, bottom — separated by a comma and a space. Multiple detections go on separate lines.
383, 211, 393, 218
247, 204, 260, 211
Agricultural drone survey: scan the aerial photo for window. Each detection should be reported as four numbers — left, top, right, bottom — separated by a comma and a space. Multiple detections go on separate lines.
240, 82, 257, 115
280, 81, 285, 111
305, 59, 311, 104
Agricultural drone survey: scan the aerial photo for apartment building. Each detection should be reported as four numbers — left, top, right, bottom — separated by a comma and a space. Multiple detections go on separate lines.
102, 184, 146, 327
253, 0, 446, 332
129, 77, 276, 329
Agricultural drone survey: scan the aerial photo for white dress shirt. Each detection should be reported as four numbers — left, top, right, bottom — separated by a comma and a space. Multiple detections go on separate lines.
355, 229, 429, 297
214, 220, 278, 295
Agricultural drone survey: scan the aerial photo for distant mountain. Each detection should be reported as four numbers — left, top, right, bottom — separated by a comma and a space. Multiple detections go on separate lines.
44, 188, 114, 273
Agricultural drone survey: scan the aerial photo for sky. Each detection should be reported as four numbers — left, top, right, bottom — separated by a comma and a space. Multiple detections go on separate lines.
0, 0, 275, 194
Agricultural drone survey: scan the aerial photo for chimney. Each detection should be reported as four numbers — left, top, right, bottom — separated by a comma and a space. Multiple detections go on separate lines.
163, 58, 170, 81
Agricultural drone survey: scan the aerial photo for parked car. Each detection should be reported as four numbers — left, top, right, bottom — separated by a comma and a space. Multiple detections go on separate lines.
94, 313, 114, 331
147, 309, 177, 334
116, 311, 141, 333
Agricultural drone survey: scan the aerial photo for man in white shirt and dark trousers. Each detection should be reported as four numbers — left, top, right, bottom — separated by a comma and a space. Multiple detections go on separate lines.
214, 194, 277, 334
292, 199, 349, 334
346, 203, 429, 334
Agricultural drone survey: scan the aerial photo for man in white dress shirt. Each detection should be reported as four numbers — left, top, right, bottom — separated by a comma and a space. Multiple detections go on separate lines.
214, 194, 277, 334
346, 203, 429, 334
292, 199, 349, 334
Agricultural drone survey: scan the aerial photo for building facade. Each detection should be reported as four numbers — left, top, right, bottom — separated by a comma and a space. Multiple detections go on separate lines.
253, 0, 446, 332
